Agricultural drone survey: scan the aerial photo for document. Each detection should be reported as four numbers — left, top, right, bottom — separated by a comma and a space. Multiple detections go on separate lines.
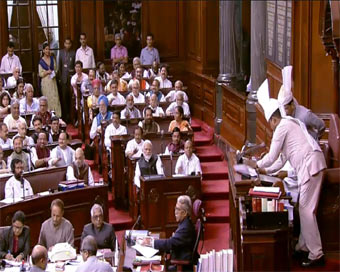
132, 244, 159, 259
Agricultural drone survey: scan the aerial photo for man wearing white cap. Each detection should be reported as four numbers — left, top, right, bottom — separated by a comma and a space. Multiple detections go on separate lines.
277, 66, 325, 140
245, 98, 326, 267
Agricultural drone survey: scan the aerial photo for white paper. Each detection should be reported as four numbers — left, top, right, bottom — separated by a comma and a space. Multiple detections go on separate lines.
50, 70, 56, 79
227, 249, 233, 272
4, 259, 21, 266
132, 244, 159, 259
0, 197, 22, 204
135, 255, 161, 262
38, 191, 50, 196
253, 186, 280, 193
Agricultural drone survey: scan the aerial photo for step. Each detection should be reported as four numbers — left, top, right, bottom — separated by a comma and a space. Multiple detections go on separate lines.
202, 179, 229, 200
204, 199, 229, 223
194, 131, 213, 146
109, 207, 134, 231
201, 161, 229, 180
198, 223, 230, 254
196, 145, 224, 162
191, 118, 202, 132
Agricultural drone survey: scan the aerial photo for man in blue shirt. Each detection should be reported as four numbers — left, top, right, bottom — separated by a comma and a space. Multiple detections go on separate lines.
140, 33, 160, 65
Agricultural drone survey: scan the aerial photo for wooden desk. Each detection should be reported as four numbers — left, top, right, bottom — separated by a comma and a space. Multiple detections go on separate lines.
0, 166, 67, 199
0, 185, 108, 250
139, 175, 201, 237
227, 149, 290, 271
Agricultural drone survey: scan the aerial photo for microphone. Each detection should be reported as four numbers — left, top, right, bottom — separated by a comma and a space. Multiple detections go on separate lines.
170, 151, 173, 176
127, 215, 141, 247
20, 174, 25, 200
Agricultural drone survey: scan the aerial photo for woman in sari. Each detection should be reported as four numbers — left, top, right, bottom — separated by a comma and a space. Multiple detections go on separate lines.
38, 42, 62, 117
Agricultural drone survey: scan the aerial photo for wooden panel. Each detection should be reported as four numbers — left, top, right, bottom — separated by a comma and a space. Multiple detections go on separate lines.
0, 1, 8, 56
266, 60, 283, 99
79, 0, 96, 54
220, 85, 247, 150
142, 1, 184, 61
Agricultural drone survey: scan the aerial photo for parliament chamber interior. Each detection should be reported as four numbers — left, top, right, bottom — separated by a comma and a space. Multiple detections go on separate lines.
0, 0, 339, 271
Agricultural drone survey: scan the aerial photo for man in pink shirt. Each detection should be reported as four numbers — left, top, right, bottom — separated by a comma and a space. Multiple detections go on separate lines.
111, 34, 128, 67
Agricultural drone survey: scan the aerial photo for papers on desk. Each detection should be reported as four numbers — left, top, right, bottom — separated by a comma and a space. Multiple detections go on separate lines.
38, 191, 50, 196
4, 259, 21, 266
172, 174, 186, 177
135, 255, 161, 262
132, 244, 159, 259
0, 197, 22, 204
125, 230, 149, 240
198, 249, 233, 272
234, 164, 257, 177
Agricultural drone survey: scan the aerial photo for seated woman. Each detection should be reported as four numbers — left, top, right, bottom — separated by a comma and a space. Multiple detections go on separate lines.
0, 91, 11, 115
168, 106, 192, 133
0, 210, 30, 262
12, 78, 25, 100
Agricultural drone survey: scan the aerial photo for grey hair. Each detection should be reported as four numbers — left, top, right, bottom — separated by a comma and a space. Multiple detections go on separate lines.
177, 195, 192, 217
133, 57, 141, 64
11, 99, 20, 106
115, 33, 121, 40
142, 139, 152, 149
24, 83, 34, 92
175, 80, 183, 87
39, 96, 48, 103
81, 235, 97, 256
176, 91, 184, 99
131, 79, 140, 88
90, 203, 103, 217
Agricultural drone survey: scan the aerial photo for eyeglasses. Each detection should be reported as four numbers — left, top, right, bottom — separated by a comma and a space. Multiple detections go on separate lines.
12, 224, 23, 230
92, 215, 103, 221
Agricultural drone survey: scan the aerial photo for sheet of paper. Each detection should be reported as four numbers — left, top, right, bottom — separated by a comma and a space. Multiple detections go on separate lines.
4, 259, 21, 266
38, 191, 50, 196
253, 186, 280, 193
0, 197, 22, 204
132, 244, 159, 259
135, 255, 161, 262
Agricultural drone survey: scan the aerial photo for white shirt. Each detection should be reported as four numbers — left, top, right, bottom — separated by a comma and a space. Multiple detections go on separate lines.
145, 92, 166, 103
143, 68, 159, 79
0, 137, 12, 149
0, 53, 22, 74
164, 146, 184, 155
134, 155, 164, 188
165, 90, 189, 102
6, 76, 18, 89
20, 97, 39, 114
121, 72, 131, 80
3, 115, 26, 131
107, 93, 126, 105
131, 93, 145, 104
143, 106, 164, 117
166, 102, 191, 116
104, 124, 127, 148
125, 139, 144, 159
75, 46, 95, 69
5, 175, 33, 199
14, 134, 34, 147
48, 146, 75, 167
121, 107, 141, 120
31, 146, 50, 167
175, 153, 202, 175
128, 79, 150, 91
71, 73, 88, 97
66, 165, 94, 186
154, 76, 173, 88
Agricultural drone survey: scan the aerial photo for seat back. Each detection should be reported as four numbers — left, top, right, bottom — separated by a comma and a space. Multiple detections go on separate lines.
328, 114, 340, 168
192, 218, 203, 264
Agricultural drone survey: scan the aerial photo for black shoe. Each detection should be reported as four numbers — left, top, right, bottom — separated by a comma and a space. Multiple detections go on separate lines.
292, 250, 309, 260
301, 256, 325, 267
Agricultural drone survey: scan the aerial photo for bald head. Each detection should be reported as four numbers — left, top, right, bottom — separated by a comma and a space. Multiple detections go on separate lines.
75, 147, 85, 167
81, 235, 98, 257
184, 140, 193, 158
31, 245, 48, 269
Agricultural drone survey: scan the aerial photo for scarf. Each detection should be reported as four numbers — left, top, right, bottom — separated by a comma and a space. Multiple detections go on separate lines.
96, 111, 112, 127
39, 56, 54, 71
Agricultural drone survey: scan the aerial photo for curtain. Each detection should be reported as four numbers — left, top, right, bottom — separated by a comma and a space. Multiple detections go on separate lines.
7, 0, 13, 27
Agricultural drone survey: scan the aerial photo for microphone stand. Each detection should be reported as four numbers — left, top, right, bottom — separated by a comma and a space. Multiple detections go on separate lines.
127, 215, 141, 247
160, 130, 164, 154
170, 151, 173, 176
20, 174, 25, 200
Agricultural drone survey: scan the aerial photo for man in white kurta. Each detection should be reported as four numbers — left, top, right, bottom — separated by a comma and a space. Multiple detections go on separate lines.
248, 99, 326, 266
175, 140, 201, 175
125, 127, 144, 159
5, 159, 33, 199
0, 43, 22, 74
48, 132, 75, 167
166, 92, 190, 117
104, 111, 127, 149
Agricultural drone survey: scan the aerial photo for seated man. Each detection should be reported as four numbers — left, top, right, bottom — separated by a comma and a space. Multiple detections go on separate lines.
129, 79, 145, 104
49, 116, 62, 142
5, 159, 33, 199
140, 195, 197, 270
134, 140, 164, 188
165, 80, 188, 102
166, 91, 190, 117
48, 132, 75, 167
30, 116, 53, 144
125, 126, 144, 159
19, 83, 39, 114
76, 235, 113, 272
6, 66, 21, 89
96, 61, 110, 85
3, 100, 26, 131
138, 107, 160, 134
31, 96, 66, 128
87, 79, 102, 122
121, 94, 141, 120
31, 132, 50, 169
30, 245, 48, 272
0, 122, 12, 148
66, 148, 94, 186
143, 93, 165, 117
165, 127, 184, 155
0, 146, 10, 174
128, 66, 149, 91
90, 95, 112, 140
104, 111, 127, 149
0, 210, 30, 261
81, 204, 116, 250
107, 70, 128, 93
145, 79, 165, 103
143, 60, 160, 79
38, 199, 74, 250
15, 121, 34, 147
80, 69, 96, 95
71, 60, 88, 99
155, 65, 173, 88
7, 136, 31, 172
107, 79, 126, 105
175, 140, 202, 175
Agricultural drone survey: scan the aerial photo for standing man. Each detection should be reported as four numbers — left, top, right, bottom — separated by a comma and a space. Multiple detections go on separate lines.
244, 99, 326, 267
58, 37, 75, 123
140, 33, 160, 65
75, 33, 95, 69
0, 42, 22, 74
38, 199, 74, 250
111, 33, 128, 67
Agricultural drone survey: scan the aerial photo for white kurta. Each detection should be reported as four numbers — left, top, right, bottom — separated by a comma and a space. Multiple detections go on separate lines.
175, 153, 202, 175
165, 90, 189, 102
131, 93, 145, 104
66, 165, 94, 186
5, 176, 33, 199
104, 124, 127, 148
125, 139, 144, 159
0, 137, 12, 149
166, 102, 190, 116
107, 93, 126, 105
75, 46, 95, 69
154, 76, 173, 88
3, 115, 26, 131
134, 156, 164, 188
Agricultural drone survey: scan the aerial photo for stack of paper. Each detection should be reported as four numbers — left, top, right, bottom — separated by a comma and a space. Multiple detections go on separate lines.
198, 249, 233, 272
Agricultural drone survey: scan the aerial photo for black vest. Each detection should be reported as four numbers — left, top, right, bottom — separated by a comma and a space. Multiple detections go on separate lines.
138, 154, 158, 176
